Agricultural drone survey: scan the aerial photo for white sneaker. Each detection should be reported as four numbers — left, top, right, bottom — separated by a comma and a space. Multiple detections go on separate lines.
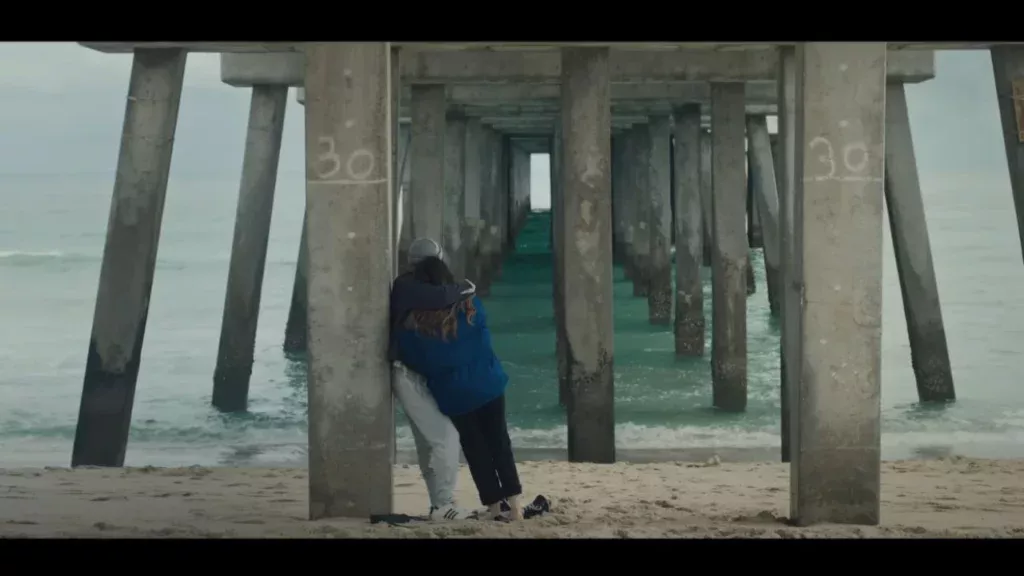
429, 504, 475, 521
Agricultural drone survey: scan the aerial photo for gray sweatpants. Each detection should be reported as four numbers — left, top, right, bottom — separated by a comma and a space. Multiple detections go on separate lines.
391, 361, 461, 509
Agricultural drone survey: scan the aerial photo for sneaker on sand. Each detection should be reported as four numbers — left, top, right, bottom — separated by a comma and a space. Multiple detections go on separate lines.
429, 504, 476, 521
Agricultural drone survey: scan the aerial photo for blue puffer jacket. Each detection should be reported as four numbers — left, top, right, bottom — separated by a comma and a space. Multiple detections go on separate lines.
396, 296, 508, 417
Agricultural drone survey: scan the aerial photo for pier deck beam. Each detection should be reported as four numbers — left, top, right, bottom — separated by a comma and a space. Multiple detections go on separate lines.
212, 84, 288, 412
630, 125, 652, 298
409, 84, 446, 251
884, 82, 956, 403
790, 42, 886, 527
444, 113, 467, 278
746, 114, 782, 317
672, 103, 706, 356
647, 115, 673, 325
560, 47, 615, 463
991, 45, 1024, 267
303, 42, 394, 520
710, 82, 749, 412
71, 48, 187, 468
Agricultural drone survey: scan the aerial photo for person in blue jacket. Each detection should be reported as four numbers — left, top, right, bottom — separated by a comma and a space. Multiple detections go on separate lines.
396, 255, 524, 521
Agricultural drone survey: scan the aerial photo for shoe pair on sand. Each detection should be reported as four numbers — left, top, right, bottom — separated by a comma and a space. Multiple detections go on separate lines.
429, 495, 551, 523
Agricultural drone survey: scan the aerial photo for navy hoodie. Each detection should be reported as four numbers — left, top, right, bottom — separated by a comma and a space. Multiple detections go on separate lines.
388, 271, 474, 362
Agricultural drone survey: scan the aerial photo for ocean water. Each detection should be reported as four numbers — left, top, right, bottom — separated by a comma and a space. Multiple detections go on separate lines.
2, 169, 1024, 468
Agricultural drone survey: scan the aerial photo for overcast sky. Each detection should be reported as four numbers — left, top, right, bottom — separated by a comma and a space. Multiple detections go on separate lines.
0, 43, 1013, 210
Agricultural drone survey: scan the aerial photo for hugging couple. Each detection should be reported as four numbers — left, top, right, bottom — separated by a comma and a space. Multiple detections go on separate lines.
390, 237, 530, 522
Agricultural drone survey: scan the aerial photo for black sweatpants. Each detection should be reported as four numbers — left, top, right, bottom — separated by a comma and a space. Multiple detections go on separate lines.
449, 394, 522, 507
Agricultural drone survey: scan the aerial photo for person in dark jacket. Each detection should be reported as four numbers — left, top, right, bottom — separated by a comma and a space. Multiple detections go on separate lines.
396, 255, 524, 521
390, 237, 477, 521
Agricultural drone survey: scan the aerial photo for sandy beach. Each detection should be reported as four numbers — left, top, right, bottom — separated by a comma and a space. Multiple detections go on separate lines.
2, 457, 1023, 538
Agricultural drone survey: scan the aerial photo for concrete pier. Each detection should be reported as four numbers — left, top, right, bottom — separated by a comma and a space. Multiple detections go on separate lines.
991, 45, 1024, 266
390, 47, 402, 275
630, 125, 652, 297
699, 129, 714, 267
884, 82, 956, 403
212, 84, 288, 412
672, 104, 706, 356
746, 114, 782, 317
71, 48, 187, 467
283, 214, 309, 354
709, 83, 749, 412
777, 46, 798, 464
560, 47, 615, 463
409, 85, 446, 249
789, 43, 887, 527
462, 118, 484, 283
303, 43, 393, 519
747, 168, 764, 249
619, 131, 638, 280
444, 113, 467, 278
551, 126, 568, 408
647, 115, 673, 325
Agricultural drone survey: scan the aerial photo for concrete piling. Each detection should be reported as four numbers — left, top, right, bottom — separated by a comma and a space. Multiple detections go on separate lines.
560, 47, 615, 463
620, 131, 638, 281
647, 115, 673, 325
746, 115, 782, 317
710, 82, 749, 412
789, 43, 887, 527
444, 113, 467, 278
630, 125, 652, 297
302, 42, 393, 520
212, 84, 288, 413
990, 45, 1024, 267
462, 118, 484, 284
409, 84, 446, 247
283, 213, 309, 355
699, 129, 714, 267
71, 48, 187, 468
672, 104, 706, 357
778, 46, 798, 464
884, 82, 956, 403
551, 126, 568, 408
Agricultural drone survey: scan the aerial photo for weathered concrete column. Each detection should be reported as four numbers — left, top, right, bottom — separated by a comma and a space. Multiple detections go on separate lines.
493, 132, 510, 275
477, 127, 501, 294
398, 121, 412, 265
778, 46, 798, 464
991, 45, 1024, 266
885, 82, 956, 403
71, 49, 186, 468
672, 104, 705, 357
303, 42, 393, 520
444, 113, 467, 278
647, 115, 673, 325
212, 84, 288, 412
747, 159, 764, 249
630, 125, 652, 297
746, 115, 782, 317
561, 47, 614, 463
510, 142, 532, 244
620, 131, 638, 280
551, 126, 568, 408
699, 129, 714, 267
710, 83, 748, 413
284, 214, 309, 355
790, 43, 887, 527
409, 84, 446, 247
463, 118, 484, 283
610, 135, 626, 264
390, 47, 402, 276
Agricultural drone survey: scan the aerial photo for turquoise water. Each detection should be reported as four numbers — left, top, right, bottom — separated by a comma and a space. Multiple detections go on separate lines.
2, 171, 1024, 468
